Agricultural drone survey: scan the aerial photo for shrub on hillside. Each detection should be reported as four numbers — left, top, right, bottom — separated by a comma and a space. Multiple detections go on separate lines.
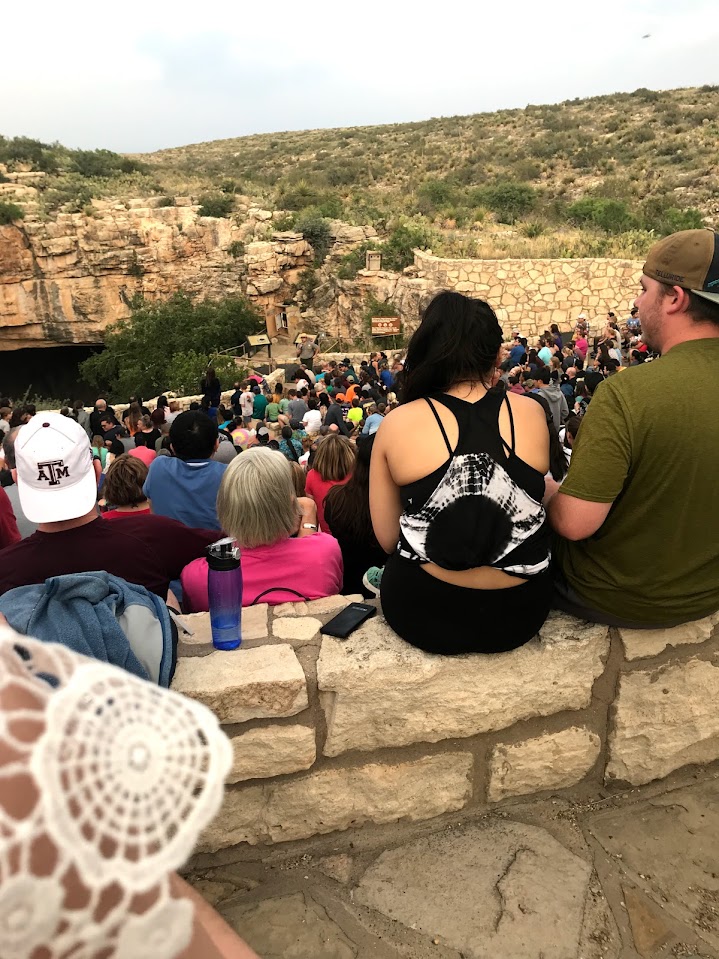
198, 194, 235, 218
0, 201, 24, 224
567, 197, 635, 234
381, 222, 435, 271
294, 210, 332, 264
470, 182, 536, 224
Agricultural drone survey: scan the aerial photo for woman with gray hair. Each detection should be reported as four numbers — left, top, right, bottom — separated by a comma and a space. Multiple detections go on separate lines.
180, 448, 343, 610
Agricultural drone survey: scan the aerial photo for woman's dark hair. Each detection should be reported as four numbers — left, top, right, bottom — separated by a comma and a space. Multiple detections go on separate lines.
324, 434, 377, 541
399, 291, 503, 403
631, 349, 646, 363
281, 425, 300, 461
564, 415, 582, 442
528, 348, 545, 368
281, 425, 293, 440
550, 323, 560, 335
157, 395, 169, 408
150, 408, 165, 427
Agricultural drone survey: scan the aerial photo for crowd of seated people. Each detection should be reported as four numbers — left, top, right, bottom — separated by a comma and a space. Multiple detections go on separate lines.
0, 229, 717, 666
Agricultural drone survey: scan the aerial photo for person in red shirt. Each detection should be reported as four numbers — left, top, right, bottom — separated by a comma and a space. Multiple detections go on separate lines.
305, 433, 355, 532
0, 486, 20, 549
102, 454, 152, 520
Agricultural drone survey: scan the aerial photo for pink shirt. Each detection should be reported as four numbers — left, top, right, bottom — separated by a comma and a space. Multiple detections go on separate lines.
574, 337, 588, 359
180, 532, 343, 612
128, 446, 156, 467
305, 470, 350, 533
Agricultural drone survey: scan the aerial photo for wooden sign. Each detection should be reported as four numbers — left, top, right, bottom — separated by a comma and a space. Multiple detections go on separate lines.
247, 333, 271, 346
371, 316, 401, 336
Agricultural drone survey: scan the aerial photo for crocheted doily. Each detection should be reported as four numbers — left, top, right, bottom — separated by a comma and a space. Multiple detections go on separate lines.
0, 625, 232, 959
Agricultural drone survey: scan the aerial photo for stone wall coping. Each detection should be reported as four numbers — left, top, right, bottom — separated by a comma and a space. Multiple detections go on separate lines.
171, 597, 719, 851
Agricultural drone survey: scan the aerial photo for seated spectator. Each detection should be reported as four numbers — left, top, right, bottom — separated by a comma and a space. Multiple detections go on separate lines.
370, 290, 551, 655
362, 402, 386, 435
0, 413, 217, 600
1, 427, 37, 539
122, 402, 143, 436
547, 228, 719, 627
144, 411, 226, 530
134, 414, 162, 449
323, 394, 351, 436
103, 454, 152, 519
347, 397, 364, 430
212, 433, 238, 464
252, 386, 268, 422
534, 368, 569, 430
287, 388, 308, 424
302, 398, 322, 436
181, 448, 342, 610
279, 425, 303, 462
165, 399, 182, 425
0, 485, 20, 549
324, 434, 386, 597
128, 444, 156, 468
305, 433, 355, 532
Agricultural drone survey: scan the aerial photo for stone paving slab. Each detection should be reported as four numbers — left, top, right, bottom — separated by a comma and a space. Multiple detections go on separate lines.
354, 820, 594, 959
199, 771, 719, 959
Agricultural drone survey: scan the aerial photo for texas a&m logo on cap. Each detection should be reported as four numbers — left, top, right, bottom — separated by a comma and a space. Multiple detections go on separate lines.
37, 459, 71, 485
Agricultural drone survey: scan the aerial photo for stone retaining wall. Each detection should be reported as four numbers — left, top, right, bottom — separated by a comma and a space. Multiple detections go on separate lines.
172, 598, 719, 852
413, 251, 643, 336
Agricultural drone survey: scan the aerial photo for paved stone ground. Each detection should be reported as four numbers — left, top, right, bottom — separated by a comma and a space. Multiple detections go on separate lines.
187, 767, 719, 959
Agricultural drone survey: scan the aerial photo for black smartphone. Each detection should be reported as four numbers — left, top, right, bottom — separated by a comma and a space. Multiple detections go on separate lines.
320, 602, 377, 639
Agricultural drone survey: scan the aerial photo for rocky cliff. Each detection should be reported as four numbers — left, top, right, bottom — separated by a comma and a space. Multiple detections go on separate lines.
0, 187, 318, 350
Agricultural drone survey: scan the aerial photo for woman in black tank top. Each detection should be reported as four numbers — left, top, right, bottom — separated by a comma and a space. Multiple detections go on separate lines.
370, 291, 552, 655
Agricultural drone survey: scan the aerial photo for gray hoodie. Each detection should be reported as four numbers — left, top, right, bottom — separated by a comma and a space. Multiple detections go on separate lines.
540, 381, 568, 431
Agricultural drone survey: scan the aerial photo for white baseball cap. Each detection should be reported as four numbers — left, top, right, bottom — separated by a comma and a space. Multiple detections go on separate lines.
15, 413, 98, 523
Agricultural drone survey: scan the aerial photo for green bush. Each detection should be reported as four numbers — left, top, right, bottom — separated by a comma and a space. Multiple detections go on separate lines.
165, 351, 242, 397
80, 291, 263, 400
70, 149, 146, 178
471, 181, 536, 224
198, 194, 235, 217
336, 242, 374, 279
567, 197, 635, 234
43, 181, 94, 213
381, 222, 435, 271
294, 209, 332, 263
0, 201, 24, 224
227, 240, 245, 258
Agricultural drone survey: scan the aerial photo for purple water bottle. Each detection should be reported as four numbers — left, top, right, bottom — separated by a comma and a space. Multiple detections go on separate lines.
207, 537, 243, 650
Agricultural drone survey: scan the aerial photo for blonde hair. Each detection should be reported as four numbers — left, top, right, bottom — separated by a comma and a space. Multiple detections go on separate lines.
217, 448, 301, 548
103, 454, 148, 506
312, 433, 356, 482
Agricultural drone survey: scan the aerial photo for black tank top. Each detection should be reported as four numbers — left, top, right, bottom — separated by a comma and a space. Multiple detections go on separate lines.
397, 390, 550, 577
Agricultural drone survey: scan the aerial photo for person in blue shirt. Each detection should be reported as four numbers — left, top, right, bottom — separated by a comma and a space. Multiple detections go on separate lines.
362, 402, 386, 436
143, 411, 226, 530
379, 366, 394, 390
508, 336, 527, 367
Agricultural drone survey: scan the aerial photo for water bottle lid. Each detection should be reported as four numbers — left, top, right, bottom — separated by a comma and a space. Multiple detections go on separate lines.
207, 536, 240, 571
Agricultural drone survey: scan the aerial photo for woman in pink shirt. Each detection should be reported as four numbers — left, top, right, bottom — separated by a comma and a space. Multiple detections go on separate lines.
305, 433, 355, 532
181, 448, 342, 610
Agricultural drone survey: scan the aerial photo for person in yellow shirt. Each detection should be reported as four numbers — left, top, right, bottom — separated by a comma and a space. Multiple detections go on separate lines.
346, 398, 364, 432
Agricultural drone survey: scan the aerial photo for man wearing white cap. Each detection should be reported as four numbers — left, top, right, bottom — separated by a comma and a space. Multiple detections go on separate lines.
0, 413, 218, 599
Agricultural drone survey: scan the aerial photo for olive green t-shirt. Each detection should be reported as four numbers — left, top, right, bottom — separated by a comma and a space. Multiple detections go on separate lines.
554, 338, 719, 624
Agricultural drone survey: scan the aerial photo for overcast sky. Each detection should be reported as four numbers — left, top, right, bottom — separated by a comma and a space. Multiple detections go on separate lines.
2, 0, 717, 154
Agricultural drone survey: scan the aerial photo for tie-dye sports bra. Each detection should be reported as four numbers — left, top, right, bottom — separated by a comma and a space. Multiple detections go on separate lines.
397, 390, 550, 578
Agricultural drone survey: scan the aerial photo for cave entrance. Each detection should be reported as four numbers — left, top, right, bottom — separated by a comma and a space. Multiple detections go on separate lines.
0, 345, 104, 405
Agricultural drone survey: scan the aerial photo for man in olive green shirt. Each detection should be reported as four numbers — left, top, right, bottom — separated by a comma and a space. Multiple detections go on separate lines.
547, 229, 719, 626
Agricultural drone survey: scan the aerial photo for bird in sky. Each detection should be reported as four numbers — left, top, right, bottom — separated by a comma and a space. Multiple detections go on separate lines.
642, 33, 651, 38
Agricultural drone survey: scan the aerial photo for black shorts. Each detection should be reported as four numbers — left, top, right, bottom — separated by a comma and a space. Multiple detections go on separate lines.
380, 552, 551, 655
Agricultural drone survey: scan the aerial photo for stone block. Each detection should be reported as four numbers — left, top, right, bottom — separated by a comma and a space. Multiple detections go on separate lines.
178, 606, 268, 648
273, 601, 309, 617
200, 752, 473, 849
272, 617, 322, 645
606, 658, 719, 785
318, 612, 609, 756
488, 726, 602, 802
172, 644, 308, 724
619, 610, 719, 660
304, 594, 363, 616
227, 724, 316, 782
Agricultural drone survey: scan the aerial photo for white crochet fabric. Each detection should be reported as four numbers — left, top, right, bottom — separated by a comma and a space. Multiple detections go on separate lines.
0, 626, 232, 959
